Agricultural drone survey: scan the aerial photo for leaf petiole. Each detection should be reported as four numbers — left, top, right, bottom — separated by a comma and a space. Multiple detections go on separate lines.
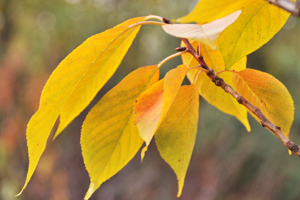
188, 66, 202, 71
128, 14, 173, 28
216, 69, 235, 75
128, 20, 166, 28
157, 51, 186, 68
145, 15, 165, 22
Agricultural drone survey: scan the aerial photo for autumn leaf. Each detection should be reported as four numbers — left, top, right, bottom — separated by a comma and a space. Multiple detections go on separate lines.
134, 65, 188, 159
183, 40, 250, 131
134, 80, 164, 148
81, 65, 159, 200
162, 10, 241, 49
155, 83, 199, 197
232, 69, 294, 136
20, 16, 147, 195
177, 0, 250, 24
177, 0, 294, 68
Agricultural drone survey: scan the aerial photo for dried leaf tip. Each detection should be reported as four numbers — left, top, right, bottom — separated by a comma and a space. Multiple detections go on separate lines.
163, 17, 172, 24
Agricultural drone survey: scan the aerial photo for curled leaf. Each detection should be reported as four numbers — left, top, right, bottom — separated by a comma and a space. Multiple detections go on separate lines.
163, 10, 241, 49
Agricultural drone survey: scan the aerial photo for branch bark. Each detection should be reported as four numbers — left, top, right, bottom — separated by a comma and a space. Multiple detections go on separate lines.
181, 38, 300, 157
266, 0, 300, 17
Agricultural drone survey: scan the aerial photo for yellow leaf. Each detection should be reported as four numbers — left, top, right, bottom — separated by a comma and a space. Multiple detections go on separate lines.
177, 0, 249, 24
56, 16, 147, 136
219, 1, 293, 68
177, 0, 293, 68
155, 83, 199, 197
134, 65, 188, 159
232, 69, 294, 136
81, 65, 159, 200
20, 17, 146, 195
183, 40, 250, 131
134, 80, 164, 145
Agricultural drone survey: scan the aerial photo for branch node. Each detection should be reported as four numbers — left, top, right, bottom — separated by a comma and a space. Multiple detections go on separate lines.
287, 141, 300, 154
236, 96, 243, 104
200, 64, 209, 70
197, 45, 200, 56
175, 46, 186, 52
215, 77, 223, 86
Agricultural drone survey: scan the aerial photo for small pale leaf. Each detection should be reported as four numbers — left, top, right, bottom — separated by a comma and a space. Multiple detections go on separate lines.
163, 10, 241, 49
155, 83, 199, 197
81, 65, 159, 199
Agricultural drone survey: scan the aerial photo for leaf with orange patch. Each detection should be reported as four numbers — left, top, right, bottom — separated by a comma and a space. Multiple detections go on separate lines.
81, 65, 159, 199
134, 65, 188, 159
232, 69, 294, 136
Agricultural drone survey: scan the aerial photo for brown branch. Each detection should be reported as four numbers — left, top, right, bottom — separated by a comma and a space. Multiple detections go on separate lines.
181, 38, 300, 157
266, 0, 300, 17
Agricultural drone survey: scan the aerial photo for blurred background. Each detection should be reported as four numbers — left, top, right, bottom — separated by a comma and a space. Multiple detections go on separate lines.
1, 0, 300, 199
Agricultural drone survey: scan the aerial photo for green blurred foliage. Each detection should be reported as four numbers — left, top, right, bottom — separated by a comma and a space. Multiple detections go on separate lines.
1, 0, 300, 199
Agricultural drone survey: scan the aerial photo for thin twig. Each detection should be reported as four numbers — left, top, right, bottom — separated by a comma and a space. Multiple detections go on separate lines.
181, 38, 209, 71
157, 51, 185, 68
266, 0, 300, 17
181, 38, 300, 157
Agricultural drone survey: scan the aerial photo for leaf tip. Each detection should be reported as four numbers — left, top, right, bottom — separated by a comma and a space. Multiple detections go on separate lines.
246, 126, 251, 132
17, 165, 35, 198
140, 146, 148, 162
15, 189, 24, 197
176, 179, 184, 198
243, 120, 251, 132
84, 182, 97, 200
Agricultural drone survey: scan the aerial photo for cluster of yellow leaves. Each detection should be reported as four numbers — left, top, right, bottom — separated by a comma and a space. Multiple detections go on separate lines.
182, 40, 293, 137
21, 0, 296, 199
182, 41, 251, 131
178, 0, 295, 136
